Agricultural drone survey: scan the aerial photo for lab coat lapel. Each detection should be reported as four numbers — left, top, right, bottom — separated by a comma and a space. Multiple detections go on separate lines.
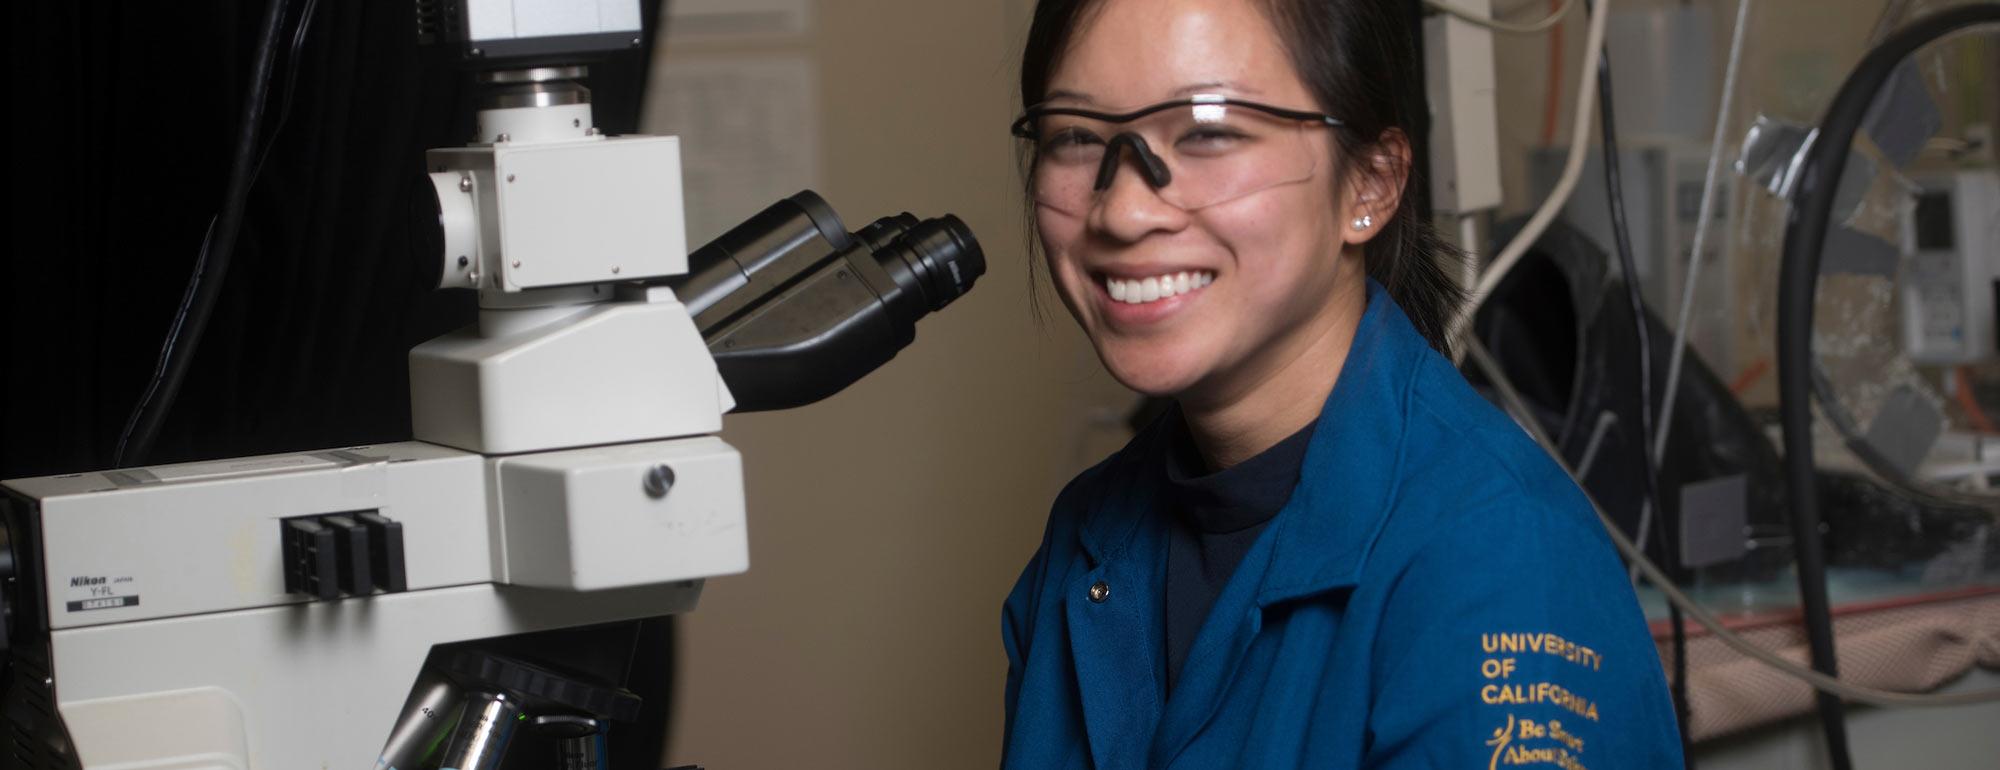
1066, 434, 1169, 770
1153, 280, 1420, 764
1257, 280, 1415, 606
1147, 529, 1273, 766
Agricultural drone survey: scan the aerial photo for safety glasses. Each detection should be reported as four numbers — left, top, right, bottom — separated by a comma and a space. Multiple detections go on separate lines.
1012, 95, 1342, 215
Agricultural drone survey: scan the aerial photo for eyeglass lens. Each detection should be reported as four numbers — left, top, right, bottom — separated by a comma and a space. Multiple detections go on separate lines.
1028, 102, 1321, 215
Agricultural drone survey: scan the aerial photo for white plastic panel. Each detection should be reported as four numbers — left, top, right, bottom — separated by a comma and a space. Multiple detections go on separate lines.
466, 0, 643, 42
66, 688, 250, 770
408, 292, 731, 455
497, 436, 747, 591
4, 443, 490, 631
1902, 170, 1999, 364
465, 0, 516, 41
493, 135, 688, 288
1423, 2, 1502, 213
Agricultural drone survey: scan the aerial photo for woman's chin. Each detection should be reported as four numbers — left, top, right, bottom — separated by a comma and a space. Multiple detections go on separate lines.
1096, 344, 1206, 399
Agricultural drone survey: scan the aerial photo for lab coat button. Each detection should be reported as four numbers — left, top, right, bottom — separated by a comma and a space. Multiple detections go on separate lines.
1088, 581, 1111, 603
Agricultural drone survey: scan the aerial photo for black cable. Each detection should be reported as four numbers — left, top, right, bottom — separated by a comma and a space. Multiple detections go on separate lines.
114, 0, 301, 467
1592, 43, 1694, 768
260, 0, 321, 172
1778, 5, 2000, 769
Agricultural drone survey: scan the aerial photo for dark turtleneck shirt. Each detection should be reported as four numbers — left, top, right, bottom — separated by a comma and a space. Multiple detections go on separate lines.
1161, 415, 1318, 696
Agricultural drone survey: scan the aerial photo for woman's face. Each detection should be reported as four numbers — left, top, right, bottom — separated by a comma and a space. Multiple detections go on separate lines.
1035, 0, 1372, 405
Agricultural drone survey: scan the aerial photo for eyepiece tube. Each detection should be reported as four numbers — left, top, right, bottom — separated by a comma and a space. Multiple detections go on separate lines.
672, 191, 853, 325
661, 191, 985, 412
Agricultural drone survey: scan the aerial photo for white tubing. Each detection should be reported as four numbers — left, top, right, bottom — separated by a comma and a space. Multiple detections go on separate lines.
1629, 0, 1754, 586
1459, 213, 1483, 291
1652, 0, 1755, 464
1448, 0, 1614, 343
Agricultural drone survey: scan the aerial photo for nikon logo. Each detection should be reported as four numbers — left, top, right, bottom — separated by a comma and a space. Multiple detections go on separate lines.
70, 576, 106, 587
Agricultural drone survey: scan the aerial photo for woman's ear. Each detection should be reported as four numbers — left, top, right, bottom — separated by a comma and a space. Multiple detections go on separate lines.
1342, 128, 1411, 246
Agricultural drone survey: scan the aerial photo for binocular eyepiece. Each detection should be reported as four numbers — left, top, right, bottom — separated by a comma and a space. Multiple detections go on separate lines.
665, 191, 986, 412
412, 184, 984, 413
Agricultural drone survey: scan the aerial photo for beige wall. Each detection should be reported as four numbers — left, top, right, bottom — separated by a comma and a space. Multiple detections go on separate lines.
642, 2, 1131, 767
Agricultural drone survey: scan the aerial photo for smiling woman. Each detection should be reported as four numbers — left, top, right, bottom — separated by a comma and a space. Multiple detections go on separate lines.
998, 1, 1685, 768
1016, 0, 1464, 467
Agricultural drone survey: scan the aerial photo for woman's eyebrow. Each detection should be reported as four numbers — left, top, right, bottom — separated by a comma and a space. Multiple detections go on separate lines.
1043, 87, 1096, 105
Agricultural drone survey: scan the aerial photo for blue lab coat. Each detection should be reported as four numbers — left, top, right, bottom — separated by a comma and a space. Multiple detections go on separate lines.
1001, 281, 1684, 769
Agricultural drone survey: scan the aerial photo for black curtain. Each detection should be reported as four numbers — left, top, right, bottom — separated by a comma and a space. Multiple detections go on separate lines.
5, 0, 660, 476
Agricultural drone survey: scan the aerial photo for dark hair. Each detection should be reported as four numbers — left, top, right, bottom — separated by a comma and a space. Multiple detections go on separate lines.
1017, 0, 1466, 353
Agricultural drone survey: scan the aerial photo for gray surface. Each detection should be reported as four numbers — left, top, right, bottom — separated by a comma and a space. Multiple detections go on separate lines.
1861, 59, 1943, 169
1830, 148, 1877, 226
1865, 384, 1946, 477
1822, 224, 1902, 277
1680, 474, 1750, 569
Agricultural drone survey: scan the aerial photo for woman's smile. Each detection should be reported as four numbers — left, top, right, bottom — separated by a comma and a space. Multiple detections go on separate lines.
1088, 266, 1217, 327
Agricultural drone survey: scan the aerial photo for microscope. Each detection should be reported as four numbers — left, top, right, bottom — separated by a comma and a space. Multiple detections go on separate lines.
0, 2, 984, 767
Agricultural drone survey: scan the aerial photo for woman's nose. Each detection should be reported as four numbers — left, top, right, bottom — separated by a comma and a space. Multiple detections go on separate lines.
1086, 153, 1189, 242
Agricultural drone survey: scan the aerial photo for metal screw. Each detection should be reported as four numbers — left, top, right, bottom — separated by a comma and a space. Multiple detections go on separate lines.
469, 47, 484, 57
457, 256, 469, 268
468, 270, 480, 283
458, 175, 473, 193
611, 266, 621, 274
643, 464, 676, 499
573, 118, 581, 127
631, 37, 643, 46
585, 126, 600, 136
506, 173, 516, 183
511, 260, 522, 268
1088, 581, 1111, 603
496, 133, 511, 143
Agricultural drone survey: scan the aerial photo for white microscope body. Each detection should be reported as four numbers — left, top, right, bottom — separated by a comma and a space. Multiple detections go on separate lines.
2, 60, 746, 770
3, 1, 988, 765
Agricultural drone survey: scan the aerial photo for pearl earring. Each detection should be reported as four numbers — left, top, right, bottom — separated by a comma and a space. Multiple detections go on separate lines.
1352, 215, 1373, 231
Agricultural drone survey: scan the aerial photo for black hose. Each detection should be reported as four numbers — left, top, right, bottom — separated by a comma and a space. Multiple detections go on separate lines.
1777, 5, 2000, 768
1593, 45, 1694, 768
115, 0, 297, 467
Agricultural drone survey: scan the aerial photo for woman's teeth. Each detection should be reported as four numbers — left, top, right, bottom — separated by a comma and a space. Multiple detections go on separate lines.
1104, 271, 1214, 304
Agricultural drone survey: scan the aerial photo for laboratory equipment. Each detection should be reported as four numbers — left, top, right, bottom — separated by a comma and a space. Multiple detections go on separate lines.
0, 1, 984, 766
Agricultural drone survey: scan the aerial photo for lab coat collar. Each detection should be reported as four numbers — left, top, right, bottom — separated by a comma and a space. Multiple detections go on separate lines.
1256, 279, 1417, 605
1073, 279, 1420, 602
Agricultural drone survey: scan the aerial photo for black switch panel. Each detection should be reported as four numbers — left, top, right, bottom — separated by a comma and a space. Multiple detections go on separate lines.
281, 518, 338, 601
280, 510, 407, 600
321, 515, 373, 596
357, 512, 407, 593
